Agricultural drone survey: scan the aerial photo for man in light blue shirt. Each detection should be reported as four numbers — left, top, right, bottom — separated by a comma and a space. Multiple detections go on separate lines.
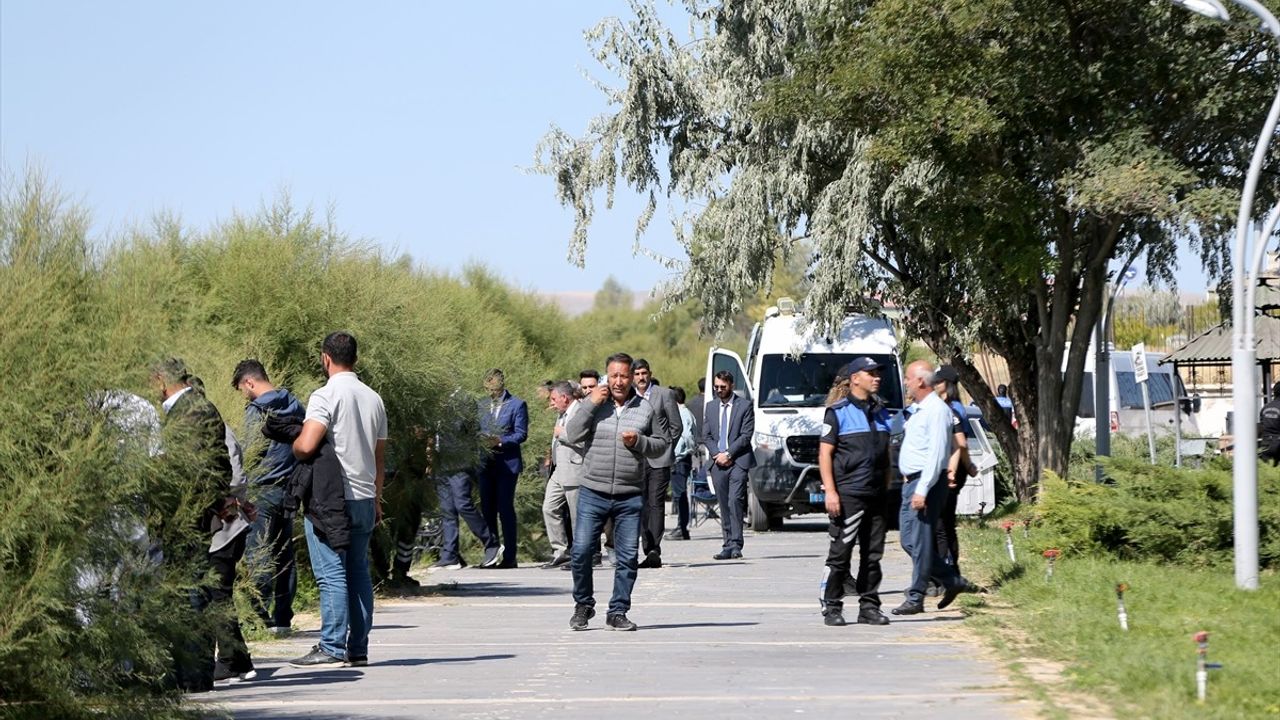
893, 360, 966, 615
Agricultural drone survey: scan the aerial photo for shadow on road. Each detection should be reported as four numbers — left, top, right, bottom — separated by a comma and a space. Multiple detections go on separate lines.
234, 669, 363, 688
364, 653, 516, 667
641, 621, 760, 630
429, 582, 564, 597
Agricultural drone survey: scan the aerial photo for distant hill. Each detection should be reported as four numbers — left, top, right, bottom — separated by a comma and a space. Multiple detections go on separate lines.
540, 290, 651, 316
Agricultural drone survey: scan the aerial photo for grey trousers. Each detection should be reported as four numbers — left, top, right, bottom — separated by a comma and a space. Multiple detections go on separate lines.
542, 475, 579, 555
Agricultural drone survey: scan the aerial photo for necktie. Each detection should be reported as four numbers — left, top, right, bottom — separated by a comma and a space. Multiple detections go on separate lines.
719, 402, 729, 452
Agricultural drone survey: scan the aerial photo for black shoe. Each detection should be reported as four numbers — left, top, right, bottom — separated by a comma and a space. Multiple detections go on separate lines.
344, 656, 368, 667
570, 604, 595, 631
638, 552, 662, 569
606, 613, 637, 631
937, 584, 964, 610
891, 601, 925, 616
712, 550, 734, 561
495, 559, 518, 569
289, 645, 344, 668
478, 553, 501, 569
592, 552, 604, 567
541, 552, 570, 569
665, 528, 690, 540
857, 608, 891, 625
731, 550, 743, 559
823, 610, 847, 627
213, 663, 257, 683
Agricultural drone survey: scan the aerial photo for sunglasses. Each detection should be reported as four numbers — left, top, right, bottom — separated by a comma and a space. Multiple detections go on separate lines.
713, 384, 731, 391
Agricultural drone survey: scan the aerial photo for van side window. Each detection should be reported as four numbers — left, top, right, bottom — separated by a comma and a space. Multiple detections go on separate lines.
1115, 371, 1176, 408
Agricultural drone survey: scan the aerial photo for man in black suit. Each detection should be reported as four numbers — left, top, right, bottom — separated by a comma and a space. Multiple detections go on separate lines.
632, 359, 683, 569
701, 371, 755, 560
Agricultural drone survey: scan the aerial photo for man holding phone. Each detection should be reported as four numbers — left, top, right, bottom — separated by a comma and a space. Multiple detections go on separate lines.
563, 353, 669, 631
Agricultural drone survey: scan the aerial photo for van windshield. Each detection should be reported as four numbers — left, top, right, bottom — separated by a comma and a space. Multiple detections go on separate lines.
758, 353, 904, 409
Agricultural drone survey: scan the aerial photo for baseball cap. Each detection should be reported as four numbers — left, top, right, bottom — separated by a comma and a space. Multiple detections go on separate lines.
931, 365, 960, 385
835, 357, 883, 382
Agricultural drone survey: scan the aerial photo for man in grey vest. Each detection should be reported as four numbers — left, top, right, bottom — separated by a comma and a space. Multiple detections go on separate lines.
632, 359, 683, 569
565, 353, 669, 631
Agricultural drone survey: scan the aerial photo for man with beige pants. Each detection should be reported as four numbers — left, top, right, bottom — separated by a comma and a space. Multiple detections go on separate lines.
542, 381, 584, 568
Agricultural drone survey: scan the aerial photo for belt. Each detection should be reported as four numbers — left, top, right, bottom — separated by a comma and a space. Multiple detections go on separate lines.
902, 471, 921, 481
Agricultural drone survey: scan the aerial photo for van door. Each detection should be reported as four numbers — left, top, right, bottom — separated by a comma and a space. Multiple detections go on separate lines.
705, 347, 753, 403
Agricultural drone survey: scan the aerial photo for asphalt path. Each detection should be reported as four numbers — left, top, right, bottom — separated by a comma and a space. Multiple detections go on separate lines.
195, 516, 1032, 719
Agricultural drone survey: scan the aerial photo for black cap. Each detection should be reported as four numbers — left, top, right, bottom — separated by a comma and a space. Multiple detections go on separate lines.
931, 365, 960, 385
836, 357, 883, 382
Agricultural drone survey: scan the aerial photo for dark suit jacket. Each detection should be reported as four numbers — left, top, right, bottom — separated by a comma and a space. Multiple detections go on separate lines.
701, 394, 755, 469
163, 389, 233, 535
479, 391, 529, 476
643, 384, 683, 469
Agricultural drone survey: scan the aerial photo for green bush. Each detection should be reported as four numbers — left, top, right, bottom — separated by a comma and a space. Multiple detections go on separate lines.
1037, 459, 1280, 569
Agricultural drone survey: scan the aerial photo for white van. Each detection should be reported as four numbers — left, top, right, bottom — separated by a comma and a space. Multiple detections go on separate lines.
1070, 344, 1200, 438
705, 299, 907, 531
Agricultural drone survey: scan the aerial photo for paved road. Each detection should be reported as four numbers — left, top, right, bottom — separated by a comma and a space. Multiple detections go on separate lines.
197, 517, 1032, 719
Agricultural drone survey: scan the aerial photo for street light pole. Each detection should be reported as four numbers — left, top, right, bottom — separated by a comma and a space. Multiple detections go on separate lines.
1171, 0, 1280, 590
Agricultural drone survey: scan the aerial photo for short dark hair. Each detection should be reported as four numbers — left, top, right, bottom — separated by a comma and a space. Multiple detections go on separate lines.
671, 386, 686, 404
150, 357, 191, 386
231, 358, 269, 389
697, 377, 706, 392
485, 368, 505, 383
322, 331, 358, 367
632, 358, 650, 372
579, 369, 600, 382
605, 352, 634, 371
713, 370, 734, 385
997, 384, 1009, 396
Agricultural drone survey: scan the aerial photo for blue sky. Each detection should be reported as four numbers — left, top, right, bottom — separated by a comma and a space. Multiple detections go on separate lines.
1, 1, 1213, 296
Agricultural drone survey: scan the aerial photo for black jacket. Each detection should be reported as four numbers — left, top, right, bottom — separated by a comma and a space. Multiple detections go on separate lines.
163, 388, 233, 535
264, 414, 350, 550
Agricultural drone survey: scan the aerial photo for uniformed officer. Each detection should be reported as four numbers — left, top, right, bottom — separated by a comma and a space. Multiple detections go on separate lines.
1259, 381, 1280, 464
816, 357, 892, 627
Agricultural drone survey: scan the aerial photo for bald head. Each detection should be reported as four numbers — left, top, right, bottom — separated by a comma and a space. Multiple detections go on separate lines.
905, 360, 936, 402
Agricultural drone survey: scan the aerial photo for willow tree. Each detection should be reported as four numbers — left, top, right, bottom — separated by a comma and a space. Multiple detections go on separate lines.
535, 0, 1278, 499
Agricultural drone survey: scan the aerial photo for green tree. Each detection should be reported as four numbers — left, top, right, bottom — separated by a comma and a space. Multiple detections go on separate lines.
534, 0, 1278, 498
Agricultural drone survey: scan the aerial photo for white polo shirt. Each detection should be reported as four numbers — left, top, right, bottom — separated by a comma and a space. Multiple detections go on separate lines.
305, 371, 388, 501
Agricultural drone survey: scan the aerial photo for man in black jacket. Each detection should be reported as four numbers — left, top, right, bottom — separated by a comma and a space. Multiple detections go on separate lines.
151, 358, 255, 691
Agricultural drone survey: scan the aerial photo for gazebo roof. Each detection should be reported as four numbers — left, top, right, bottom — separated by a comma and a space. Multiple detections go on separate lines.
1161, 313, 1280, 366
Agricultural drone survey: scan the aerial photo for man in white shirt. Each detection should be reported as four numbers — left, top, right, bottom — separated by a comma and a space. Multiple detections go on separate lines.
893, 360, 965, 616
289, 331, 388, 668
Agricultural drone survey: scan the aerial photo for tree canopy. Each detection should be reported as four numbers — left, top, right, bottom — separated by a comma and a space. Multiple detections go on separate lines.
535, 0, 1280, 496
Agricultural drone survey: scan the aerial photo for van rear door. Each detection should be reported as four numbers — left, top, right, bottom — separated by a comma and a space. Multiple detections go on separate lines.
705, 347, 752, 403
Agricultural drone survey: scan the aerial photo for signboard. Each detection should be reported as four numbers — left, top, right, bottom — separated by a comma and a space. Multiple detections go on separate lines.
1132, 342, 1149, 384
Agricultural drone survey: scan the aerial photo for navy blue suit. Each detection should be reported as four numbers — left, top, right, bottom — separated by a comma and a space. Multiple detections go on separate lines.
702, 394, 755, 553
478, 391, 528, 564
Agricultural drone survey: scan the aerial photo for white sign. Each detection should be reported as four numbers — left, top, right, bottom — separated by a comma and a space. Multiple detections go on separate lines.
1132, 342, 1149, 384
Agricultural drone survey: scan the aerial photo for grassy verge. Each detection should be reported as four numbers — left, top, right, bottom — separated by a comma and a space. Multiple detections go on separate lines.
958, 520, 1280, 719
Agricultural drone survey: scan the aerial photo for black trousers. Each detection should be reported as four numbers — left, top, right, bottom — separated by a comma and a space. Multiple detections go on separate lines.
820, 493, 886, 612
176, 532, 253, 690
710, 464, 748, 552
670, 456, 692, 532
933, 483, 961, 576
640, 463, 672, 557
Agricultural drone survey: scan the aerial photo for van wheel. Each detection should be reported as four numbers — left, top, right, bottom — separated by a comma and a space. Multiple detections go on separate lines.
748, 486, 772, 532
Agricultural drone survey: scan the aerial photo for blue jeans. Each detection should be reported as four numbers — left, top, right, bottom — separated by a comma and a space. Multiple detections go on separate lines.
899, 475, 960, 605
571, 486, 642, 616
305, 499, 375, 659
245, 484, 296, 628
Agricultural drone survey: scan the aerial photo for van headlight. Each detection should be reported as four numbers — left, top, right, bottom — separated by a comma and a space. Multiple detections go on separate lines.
753, 432, 783, 450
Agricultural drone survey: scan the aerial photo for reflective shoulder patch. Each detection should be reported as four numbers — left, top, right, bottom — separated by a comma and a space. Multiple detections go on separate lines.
821, 422, 833, 436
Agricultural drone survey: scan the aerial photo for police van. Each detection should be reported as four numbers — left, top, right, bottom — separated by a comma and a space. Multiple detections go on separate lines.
704, 298, 906, 531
